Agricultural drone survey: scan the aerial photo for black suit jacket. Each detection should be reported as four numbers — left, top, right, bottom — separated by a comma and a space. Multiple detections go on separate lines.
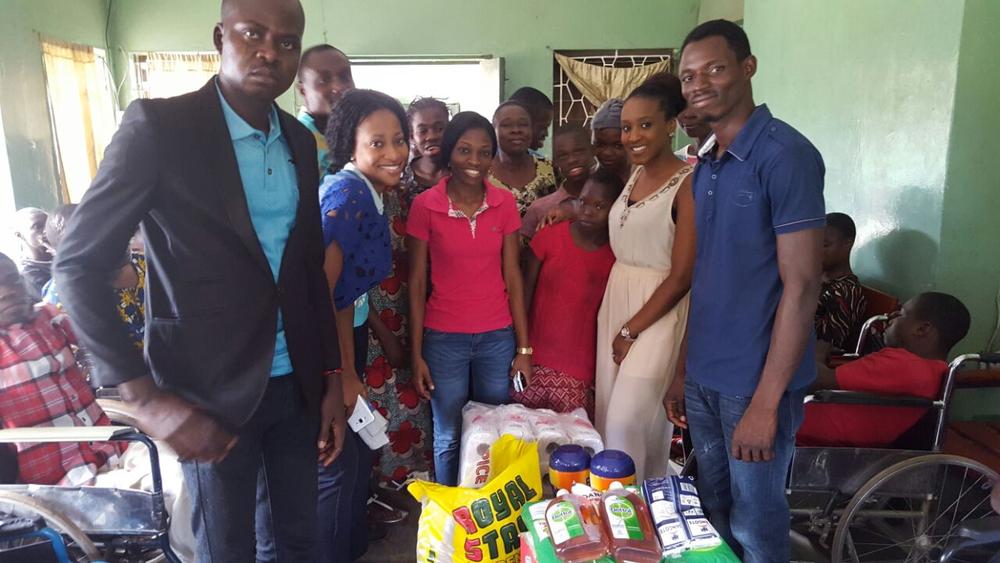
54, 78, 339, 428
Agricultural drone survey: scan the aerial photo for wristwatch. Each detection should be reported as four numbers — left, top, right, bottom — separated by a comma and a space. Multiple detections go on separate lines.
620, 325, 638, 342
516, 346, 533, 356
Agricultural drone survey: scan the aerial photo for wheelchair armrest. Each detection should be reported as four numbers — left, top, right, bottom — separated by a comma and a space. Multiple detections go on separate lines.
0, 426, 136, 443
978, 352, 1000, 365
806, 390, 935, 408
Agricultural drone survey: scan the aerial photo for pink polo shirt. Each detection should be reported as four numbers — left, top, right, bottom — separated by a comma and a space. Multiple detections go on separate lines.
407, 178, 521, 333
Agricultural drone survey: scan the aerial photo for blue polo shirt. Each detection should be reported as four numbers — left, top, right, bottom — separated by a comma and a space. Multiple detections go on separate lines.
686, 105, 825, 396
218, 87, 299, 377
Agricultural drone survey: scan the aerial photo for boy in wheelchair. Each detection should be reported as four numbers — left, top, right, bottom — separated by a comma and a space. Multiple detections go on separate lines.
1, 252, 194, 560
797, 291, 970, 448
0, 252, 123, 486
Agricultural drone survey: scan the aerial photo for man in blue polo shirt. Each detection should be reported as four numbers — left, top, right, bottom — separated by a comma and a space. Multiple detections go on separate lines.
665, 20, 825, 563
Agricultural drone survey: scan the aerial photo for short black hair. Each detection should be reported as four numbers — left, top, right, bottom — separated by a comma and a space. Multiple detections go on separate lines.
325, 89, 410, 174
682, 19, 752, 61
826, 212, 857, 241
406, 97, 450, 124
492, 100, 532, 124
437, 111, 497, 169
509, 87, 553, 113
298, 44, 347, 79
552, 123, 589, 145
912, 292, 971, 353
627, 74, 686, 120
587, 166, 626, 202
44, 203, 78, 251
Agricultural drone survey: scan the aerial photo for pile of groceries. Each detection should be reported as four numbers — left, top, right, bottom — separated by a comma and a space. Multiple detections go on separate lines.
408, 402, 740, 562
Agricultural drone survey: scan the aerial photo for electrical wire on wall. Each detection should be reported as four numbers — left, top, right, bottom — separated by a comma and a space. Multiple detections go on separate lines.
103, 0, 129, 117
986, 283, 1000, 353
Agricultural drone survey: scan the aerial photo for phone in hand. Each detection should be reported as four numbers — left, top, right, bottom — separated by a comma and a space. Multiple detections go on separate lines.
512, 371, 527, 393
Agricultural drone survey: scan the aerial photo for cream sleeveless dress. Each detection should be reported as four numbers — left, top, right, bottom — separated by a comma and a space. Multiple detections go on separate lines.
595, 164, 693, 480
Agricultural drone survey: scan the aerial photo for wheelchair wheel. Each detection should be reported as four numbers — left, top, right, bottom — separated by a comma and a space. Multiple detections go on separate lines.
0, 490, 101, 561
831, 454, 998, 563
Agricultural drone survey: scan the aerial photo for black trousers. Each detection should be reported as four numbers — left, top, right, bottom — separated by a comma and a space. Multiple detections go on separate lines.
315, 322, 374, 563
181, 375, 319, 563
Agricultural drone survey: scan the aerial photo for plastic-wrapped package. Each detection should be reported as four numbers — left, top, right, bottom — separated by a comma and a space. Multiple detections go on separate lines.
458, 403, 500, 487
528, 410, 569, 475
457, 402, 604, 488
562, 410, 604, 456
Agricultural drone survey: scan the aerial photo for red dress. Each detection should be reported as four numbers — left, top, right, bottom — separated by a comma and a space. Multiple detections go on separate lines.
513, 222, 615, 418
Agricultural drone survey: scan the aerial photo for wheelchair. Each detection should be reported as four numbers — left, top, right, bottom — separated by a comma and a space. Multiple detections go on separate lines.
0, 418, 181, 562
680, 345, 1000, 562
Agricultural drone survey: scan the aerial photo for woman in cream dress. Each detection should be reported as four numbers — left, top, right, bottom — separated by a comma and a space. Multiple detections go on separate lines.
595, 78, 697, 480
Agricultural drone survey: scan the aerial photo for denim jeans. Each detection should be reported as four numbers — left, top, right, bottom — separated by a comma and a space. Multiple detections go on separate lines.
423, 326, 515, 485
684, 381, 805, 563
182, 375, 318, 563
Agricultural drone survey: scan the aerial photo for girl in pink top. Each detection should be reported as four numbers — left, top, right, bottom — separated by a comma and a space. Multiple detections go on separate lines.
514, 168, 624, 420
407, 112, 532, 485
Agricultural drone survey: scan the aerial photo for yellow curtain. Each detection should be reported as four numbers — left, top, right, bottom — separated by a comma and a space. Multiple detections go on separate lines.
554, 53, 673, 107
42, 39, 101, 203
136, 52, 220, 99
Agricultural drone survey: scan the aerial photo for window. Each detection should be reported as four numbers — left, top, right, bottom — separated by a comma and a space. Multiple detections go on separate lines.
553, 49, 674, 128
41, 39, 118, 203
131, 51, 220, 100
0, 105, 17, 260
344, 56, 503, 118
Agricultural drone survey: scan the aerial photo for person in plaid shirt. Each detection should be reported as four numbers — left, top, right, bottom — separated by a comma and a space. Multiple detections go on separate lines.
0, 251, 121, 485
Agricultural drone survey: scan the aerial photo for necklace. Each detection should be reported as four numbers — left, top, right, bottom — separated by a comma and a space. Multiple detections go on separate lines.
617, 165, 693, 229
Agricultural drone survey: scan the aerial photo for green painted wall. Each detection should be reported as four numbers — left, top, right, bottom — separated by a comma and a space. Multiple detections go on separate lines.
744, 0, 999, 418
938, 0, 1000, 418
939, 0, 1000, 355
108, 0, 700, 112
0, 0, 110, 209
745, 0, 963, 304
745, 0, 999, 356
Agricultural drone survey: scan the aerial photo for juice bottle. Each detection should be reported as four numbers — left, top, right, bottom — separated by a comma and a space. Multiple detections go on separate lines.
598, 482, 662, 562
544, 490, 609, 562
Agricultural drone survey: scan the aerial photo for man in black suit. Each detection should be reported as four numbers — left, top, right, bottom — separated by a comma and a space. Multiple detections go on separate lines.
53, 0, 345, 560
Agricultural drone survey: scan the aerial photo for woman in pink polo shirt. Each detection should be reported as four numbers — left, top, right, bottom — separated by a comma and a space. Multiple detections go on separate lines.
407, 111, 532, 486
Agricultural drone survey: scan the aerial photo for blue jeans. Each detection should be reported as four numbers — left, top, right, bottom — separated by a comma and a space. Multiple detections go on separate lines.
684, 381, 805, 563
423, 326, 515, 485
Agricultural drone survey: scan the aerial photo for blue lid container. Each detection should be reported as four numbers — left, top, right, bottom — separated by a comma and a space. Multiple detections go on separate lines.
550, 444, 591, 472
589, 449, 636, 479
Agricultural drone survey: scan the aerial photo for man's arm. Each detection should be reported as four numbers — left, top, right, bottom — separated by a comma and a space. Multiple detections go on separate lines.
54, 101, 157, 386
732, 227, 824, 461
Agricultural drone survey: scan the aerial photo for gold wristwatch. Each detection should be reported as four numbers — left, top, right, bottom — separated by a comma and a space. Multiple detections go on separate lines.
516, 347, 533, 356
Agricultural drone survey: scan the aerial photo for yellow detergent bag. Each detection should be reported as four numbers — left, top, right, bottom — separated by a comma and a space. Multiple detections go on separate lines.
409, 434, 543, 562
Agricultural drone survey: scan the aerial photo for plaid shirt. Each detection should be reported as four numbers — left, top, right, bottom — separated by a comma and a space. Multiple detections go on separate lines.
0, 304, 121, 485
